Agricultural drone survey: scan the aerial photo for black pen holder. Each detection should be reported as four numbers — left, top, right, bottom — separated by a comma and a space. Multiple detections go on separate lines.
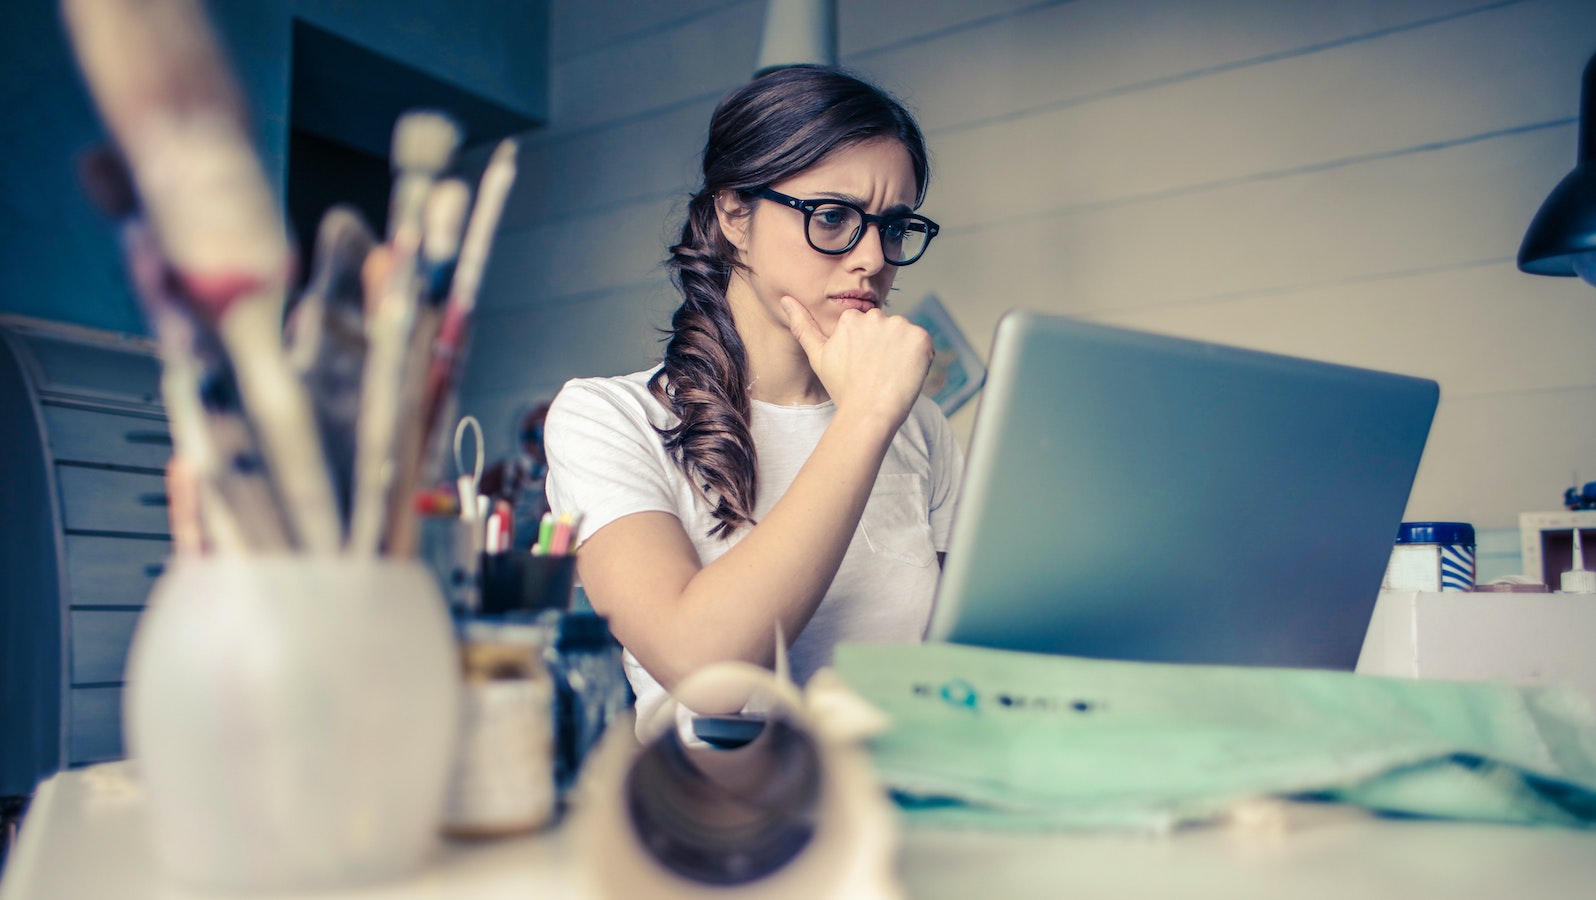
478, 553, 577, 616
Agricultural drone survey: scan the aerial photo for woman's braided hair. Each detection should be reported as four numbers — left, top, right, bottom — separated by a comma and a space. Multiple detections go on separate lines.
650, 65, 929, 538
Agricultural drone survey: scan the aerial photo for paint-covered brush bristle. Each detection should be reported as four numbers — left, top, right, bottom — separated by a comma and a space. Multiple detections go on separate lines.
77, 145, 139, 220
313, 206, 378, 303
423, 180, 471, 265
391, 111, 462, 176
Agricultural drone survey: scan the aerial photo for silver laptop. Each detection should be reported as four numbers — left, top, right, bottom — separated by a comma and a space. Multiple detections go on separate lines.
926, 311, 1438, 670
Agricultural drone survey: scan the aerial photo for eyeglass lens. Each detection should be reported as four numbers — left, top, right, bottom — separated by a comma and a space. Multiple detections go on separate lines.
807, 203, 932, 264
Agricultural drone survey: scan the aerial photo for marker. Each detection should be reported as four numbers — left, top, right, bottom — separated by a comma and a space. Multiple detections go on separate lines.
563, 512, 584, 554
549, 513, 573, 557
535, 512, 555, 555
494, 500, 514, 553
485, 510, 503, 555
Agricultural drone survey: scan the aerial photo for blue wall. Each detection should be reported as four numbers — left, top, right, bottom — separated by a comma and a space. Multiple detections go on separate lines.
0, 0, 546, 336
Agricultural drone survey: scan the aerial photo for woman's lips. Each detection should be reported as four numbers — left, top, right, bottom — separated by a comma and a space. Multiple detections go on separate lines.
831, 294, 877, 312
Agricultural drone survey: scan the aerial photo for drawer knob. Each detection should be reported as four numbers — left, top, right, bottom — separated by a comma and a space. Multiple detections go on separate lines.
125, 430, 173, 447
138, 492, 170, 508
144, 563, 166, 578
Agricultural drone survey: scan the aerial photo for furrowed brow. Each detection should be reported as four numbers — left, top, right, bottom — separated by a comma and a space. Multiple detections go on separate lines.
815, 191, 916, 218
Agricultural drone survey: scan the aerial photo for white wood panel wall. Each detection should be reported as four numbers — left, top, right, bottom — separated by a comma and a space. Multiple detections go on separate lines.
459, 0, 1596, 533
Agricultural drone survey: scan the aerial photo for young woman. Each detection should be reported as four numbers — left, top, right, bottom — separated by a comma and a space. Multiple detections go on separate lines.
543, 65, 961, 726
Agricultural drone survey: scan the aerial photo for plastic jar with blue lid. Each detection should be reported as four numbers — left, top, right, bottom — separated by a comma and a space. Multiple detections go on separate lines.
1381, 522, 1476, 592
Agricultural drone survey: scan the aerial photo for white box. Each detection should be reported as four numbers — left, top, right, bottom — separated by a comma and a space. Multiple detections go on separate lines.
1356, 590, 1596, 711
1519, 509, 1596, 586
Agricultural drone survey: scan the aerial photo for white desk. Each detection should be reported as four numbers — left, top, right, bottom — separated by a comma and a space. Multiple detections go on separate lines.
4, 764, 1594, 899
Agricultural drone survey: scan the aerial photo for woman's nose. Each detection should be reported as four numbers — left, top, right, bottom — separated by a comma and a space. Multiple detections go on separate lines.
845, 222, 889, 274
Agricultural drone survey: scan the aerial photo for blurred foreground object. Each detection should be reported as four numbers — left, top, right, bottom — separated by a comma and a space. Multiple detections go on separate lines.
65, 0, 518, 556
64, 0, 343, 553
126, 557, 458, 891
61, 1, 488, 892
572, 655, 900, 899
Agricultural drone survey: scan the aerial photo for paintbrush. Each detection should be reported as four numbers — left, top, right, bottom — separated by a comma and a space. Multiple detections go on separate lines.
417, 139, 520, 476
421, 179, 471, 306
63, 0, 342, 552
383, 179, 472, 556
77, 145, 291, 554
285, 205, 377, 527
348, 112, 462, 556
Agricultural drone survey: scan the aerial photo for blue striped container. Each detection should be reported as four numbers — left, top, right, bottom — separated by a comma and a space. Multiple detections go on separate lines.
1382, 522, 1476, 593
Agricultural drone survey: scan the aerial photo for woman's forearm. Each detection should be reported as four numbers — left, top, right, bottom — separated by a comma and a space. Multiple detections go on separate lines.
598, 407, 899, 688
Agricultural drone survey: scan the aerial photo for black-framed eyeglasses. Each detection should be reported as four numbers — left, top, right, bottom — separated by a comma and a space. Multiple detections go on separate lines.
754, 188, 939, 266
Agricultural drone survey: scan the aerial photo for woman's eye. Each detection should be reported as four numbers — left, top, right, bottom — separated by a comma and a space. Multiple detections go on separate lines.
881, 220, 908, 240
813, 207, 851, 230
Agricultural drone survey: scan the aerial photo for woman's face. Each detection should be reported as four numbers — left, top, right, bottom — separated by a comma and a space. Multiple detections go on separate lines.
721, 137, 920, 339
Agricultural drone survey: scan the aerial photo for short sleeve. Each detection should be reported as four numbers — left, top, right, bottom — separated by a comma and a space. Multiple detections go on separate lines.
923, 399, 964, 551
543, 379, 681, 547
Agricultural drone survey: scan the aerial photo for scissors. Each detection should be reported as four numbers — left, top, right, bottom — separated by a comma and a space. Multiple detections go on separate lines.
453, 415, 484, 521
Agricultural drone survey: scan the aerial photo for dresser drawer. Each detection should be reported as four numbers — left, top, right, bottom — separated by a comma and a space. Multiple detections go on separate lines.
56, 466, 170, 535
65, 535, 169, 607
68, 687, 124, 766
42, 405, 171, 470
70, 610, 143, 685
17, 331, 162, 407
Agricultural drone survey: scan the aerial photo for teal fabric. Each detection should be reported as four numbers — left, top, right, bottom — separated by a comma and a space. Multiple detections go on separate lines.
832, 643, 1596, 831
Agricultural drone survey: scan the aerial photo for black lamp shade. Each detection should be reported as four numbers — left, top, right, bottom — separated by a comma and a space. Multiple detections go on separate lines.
1518, 52, 1596, 277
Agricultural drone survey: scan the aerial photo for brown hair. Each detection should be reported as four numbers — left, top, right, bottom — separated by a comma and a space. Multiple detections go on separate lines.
650, 65, 930, 538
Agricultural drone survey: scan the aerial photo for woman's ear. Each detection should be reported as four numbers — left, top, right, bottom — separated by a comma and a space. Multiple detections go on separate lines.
714, 191, 752, 252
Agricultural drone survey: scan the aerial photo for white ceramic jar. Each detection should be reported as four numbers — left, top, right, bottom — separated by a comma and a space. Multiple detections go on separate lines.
124, 556, 460, 893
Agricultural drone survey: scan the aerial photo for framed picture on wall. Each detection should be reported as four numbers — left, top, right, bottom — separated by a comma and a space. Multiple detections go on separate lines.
904, 294, 985, 417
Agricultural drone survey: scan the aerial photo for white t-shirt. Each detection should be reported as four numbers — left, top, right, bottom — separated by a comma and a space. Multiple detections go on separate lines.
543, 367, 962, 725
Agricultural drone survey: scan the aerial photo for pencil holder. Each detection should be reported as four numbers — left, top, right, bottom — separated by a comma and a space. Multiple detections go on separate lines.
479, 553, 577, 615
123, 556, 461, 893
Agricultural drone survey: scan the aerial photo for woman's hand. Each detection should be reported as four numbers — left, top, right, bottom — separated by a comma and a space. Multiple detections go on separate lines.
575, 297, 934, 689
781, 295, 933, 425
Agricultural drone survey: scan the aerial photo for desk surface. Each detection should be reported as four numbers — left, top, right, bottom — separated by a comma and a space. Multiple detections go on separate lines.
5, 765, 1595, 900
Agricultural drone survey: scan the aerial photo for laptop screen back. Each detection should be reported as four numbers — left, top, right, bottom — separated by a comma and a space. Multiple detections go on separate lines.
925, 311, 1438, 670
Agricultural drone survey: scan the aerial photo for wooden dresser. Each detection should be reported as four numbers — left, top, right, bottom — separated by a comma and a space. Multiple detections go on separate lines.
0, 315, 170, 798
